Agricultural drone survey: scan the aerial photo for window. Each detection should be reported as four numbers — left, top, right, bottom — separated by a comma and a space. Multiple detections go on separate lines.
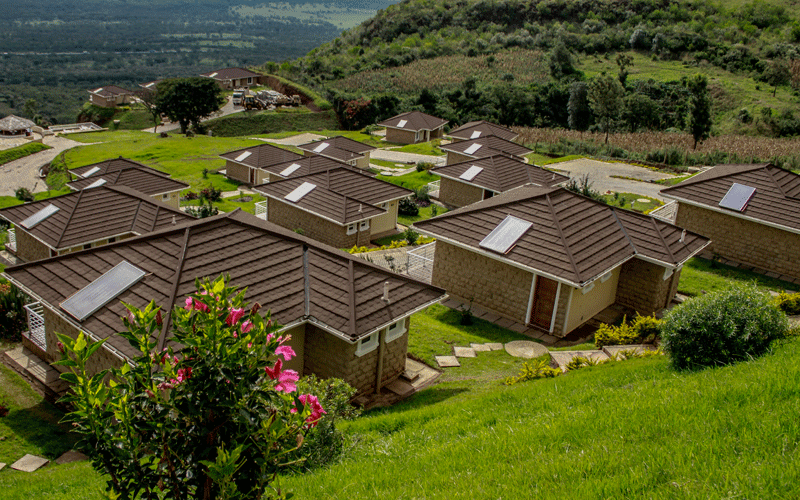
581, 282, 595, 295
600, 271, 612, 283
360, 220, 370, 231
415, 131, 421, 142
247, 77, 253, 84
83, 243, 92, 250
385, 320, 407, 342
108, 237, 116, 243
346, 223, 357, 235
355, 333, 378, 357
162, 193, 170, 201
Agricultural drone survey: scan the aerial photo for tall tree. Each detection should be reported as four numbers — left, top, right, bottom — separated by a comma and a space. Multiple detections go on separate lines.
588, 74, 625, 143
761, 59, 791, 97
684, 74, 712, 150
567, 82, 592, 132
615, 53, 634, 88
156, 77, 225, 134
138, 88, 162, 133
549, 39, 576, 80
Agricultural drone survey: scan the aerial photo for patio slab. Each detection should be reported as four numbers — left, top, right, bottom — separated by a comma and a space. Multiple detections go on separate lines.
55, 450, 89, 465
470, 343, 492, 352
485, 342, 504, 351
11, 454, 49, 472
435, 355, 461, 368
453, 346, 476, 358
0, 463, 5, 471
504, 340, 548, 359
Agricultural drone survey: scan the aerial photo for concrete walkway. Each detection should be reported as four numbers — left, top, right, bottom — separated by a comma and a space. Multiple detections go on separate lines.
550, 158, 677, 201
0, 135, 91, 196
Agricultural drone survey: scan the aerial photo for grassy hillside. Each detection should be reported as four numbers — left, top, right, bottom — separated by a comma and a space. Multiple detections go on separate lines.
204, 109, 339, 137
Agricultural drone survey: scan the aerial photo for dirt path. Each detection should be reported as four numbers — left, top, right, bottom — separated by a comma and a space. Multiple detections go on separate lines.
0, 136, 90, 197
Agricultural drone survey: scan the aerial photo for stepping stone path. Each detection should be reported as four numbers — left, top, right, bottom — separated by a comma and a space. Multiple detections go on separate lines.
435, 355, 460, 368
504, 340, 549, 359
453, 346, 476, 358
55, 450, 89, 465
11, 454, 49, 472
0, 463, 5, 471
550, 344, 658, 372
435, 341, 549, 368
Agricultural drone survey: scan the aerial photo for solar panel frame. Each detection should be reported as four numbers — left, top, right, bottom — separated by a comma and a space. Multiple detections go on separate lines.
464, 143, 482, 155
60, 261, 146, 321
83, 166, 101, 177
234, 151, 252, 162
20, 204, 60, 229
313, 142, 330, 153
397, 119, 407, 128
285, 182, 316, 202
479, 215, 533, 254
459, 165, 483, 181
279, 163, 302, 177
719, 183, 756, 212
86, 178, 107, 189
470, 131, 482, 139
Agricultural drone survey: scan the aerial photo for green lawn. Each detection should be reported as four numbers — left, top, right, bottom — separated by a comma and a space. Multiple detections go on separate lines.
655, 173, 696, 186
525, 153, 584, 166
0, 142, 51, 166
182, 192, 266, 215
377, 170, 439, 191
677, 256, 800, 297
370, 159, 410, 169
399, 203, 447, 227
394, 140, 445, 157
601, 192, 663, 213
0, 188, 72, 209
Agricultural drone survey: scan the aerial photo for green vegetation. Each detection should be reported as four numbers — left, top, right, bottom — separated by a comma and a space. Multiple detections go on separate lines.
0, 142, 50, 166
399, 203, 447, 227
258, 73, 332, 110
377, 170, 439, 191
183, 193, 266, 215
677, 256, 800, 296
600, 192, 663, 213
394, 140, 445, 156
0, 188, 71, 210
204, 109, 339, 137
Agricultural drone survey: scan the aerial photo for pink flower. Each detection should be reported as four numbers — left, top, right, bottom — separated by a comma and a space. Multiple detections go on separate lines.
57, 341, 65, 354
295, 394, 327, 428
126, 310, 136, 325
145, 389, 155, 398
276, 345, 296, 361
157, 381, 174, 390
241, 320, 253, 334
276, 369, 299, 393
184, 292, 210, 313
184, 297, 193, 311
266, 333, 274, 343
225, 307, 245, 327
247, 342, 253, 349
155, 310, 163, 327
265, 359, 282, 380
176, 367, 192, 383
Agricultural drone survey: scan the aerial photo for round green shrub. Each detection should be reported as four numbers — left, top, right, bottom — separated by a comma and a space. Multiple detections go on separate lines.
661, 284, 789, 370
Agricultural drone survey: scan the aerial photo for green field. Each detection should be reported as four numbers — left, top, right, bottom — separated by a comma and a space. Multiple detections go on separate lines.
0, 142, 51, 166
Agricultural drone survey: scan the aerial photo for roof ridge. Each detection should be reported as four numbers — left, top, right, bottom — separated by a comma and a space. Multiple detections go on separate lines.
54, 188, 85, 248
157, 226, 192, 351
649, 215, 676, 264
544, 192, 582, 283
764, 164, 789, 199
610, 208, 638, 256
661, 163, 769, 192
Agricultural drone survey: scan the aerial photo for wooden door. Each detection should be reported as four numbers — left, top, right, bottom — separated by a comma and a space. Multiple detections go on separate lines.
249, 167, 256, 184
530, 276, 558, 330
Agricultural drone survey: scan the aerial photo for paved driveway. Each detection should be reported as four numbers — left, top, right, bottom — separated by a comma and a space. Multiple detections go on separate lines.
550, 158, 677, 200
0, 135, 91, 197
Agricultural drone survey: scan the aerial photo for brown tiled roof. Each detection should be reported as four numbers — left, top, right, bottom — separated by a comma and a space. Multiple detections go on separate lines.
449, 121, 519, 142
253, 174, 386, 225
377, 111, 448, 131
661, 163, 800, 233
220, 143, 304, 170
0, 185, 193, 252
297, 136, 376, 163
200, 67, 262, 81
71, 157, 170, 179
431, 155, 569, 193
414, 186, 709, 286
0, 115, 35, 132
67, 166, 189, 196
139, 80, 162, 90
260, 155, 375, 179
3, 211, 446, 361
89, 86, 133, 97
440, 136, 532, 159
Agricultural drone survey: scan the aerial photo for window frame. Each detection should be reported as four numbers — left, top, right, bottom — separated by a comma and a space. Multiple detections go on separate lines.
346, 223, 357, 235
385, 320, 407, 343
355, 332, 379, 357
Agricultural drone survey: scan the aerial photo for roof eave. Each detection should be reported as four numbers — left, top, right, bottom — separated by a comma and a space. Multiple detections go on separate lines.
664, 195, 800, 236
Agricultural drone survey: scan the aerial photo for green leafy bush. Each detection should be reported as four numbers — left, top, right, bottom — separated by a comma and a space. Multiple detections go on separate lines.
398, 197, 419, 216
0, 282, 27, 341
505, 359, 560, 385
661, 284, 789, 370
403, 228, 419, 245
594, 314, 661, 348
775, 292, 800, 315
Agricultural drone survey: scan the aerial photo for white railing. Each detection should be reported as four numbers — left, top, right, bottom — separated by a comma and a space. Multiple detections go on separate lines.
23, 302, 47, 351
6, 227, 16, 252
254, 201, 268, 220
407, 242, 436, 283
426, 180, 440, 199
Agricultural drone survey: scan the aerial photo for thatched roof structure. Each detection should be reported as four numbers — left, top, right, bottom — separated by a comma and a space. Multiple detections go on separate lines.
0, 115, 35, 134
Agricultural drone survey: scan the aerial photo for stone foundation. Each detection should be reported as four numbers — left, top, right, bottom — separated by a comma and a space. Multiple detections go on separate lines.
437, 178, 484, 208
615, 258, 679, 314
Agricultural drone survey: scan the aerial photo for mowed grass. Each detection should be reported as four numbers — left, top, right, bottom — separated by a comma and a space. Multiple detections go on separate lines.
677, 256, 800, 296
0, 188, 71, 209
378, 170, 439, 191
601, 192, 663, 213
399, 203, 447, 227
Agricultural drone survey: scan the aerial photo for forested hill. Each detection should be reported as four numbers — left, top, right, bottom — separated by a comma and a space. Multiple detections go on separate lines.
276, 0, 800, 136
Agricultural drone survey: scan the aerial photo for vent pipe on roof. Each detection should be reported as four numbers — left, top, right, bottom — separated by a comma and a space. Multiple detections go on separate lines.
359, 204, 363, 213
172, 215, 177, 225
680, 229, 686, 243
381, 281, 390, 302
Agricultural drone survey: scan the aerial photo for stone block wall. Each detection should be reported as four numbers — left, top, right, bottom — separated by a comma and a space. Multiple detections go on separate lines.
154, 192, 181, 209
386, 128, 417, 144
267, 198, 359, 249
676, 203, 800, 279
446, 151, 473, 165
431, 241, 533, 323
438, 178, 484, 208
615, 258, 678, 314
225, 161, 250, 184
15, 229, 51, 262
431, 128, 444, 140
43, 307, 124, 375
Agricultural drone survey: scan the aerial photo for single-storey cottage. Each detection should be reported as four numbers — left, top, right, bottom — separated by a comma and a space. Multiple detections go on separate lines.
439, 136, 532, 165
660, 163, 800, 281
199, 68, 264, 89
414, 186, 709, 337
252, 167, 412, 248
0, 185, 194, 263
88, 86, 134, 108
431, 154, 569, 208
3, 210, 446, 395
448, 120, 519, 142
297, 136, 376, 171
377, 111, 448, 144
252, 155, 374, 184
0, 115, 36, 136
67, 159, 188, 209
220, 143, 305, 184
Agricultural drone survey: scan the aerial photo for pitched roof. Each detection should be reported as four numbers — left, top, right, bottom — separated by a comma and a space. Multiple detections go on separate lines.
297, 136, 376, 163
449, 120, 519, 141
377, 111, 448, 131
139, 80, 162, 90
0, 115, 35, 132
414, 186, 709, 286
439, 136, 532, 159
67, 165, 189, 196
431, 155, 569, 193
71, 157, 170, 179
259, 155, 375, 180
88, 86, 133, 97
220, 143, 304, 170
661, 163, 800, 233
200, 67, 262, 81
3, 211, 446, 361
0, 185, 194, 252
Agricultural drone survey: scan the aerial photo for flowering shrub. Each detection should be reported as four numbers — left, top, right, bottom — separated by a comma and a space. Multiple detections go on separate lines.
0, 281, 27, 341
55, 276, 324, 499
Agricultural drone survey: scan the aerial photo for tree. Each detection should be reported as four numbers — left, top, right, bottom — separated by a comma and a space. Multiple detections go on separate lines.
684, 74, 712, 150
790, 59, 800, 92
549, 39, 576, 80
138, 88, 162, 133
615, 53, 634, 87
588, 74, 625, 144
567, 81, 592, 132
156, 77, 225, 134
623, 93, 661, 131
56, 276, 325, 499
761, 59, 791, 97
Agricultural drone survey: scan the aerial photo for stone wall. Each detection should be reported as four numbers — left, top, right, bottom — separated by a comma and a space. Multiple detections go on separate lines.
615, 258, 678, 314
431, 241, 533, 323
43, 307, 124, 375
386, 128, 417, 144
438, 178, 484, 208
431, 128, 444, 140
225, 160, 251, 184
676, 202, 800, 279
267, 198, 358, 249
446, 151, 473, 165
154, 192, 181, 209
15, 229, 51, 262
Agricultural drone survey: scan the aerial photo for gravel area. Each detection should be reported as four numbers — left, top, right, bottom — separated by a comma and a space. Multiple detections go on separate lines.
257, 132, 326, 146
0, 135, 91, 197
370, 149, 446, 166
551, 158, 677, 200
